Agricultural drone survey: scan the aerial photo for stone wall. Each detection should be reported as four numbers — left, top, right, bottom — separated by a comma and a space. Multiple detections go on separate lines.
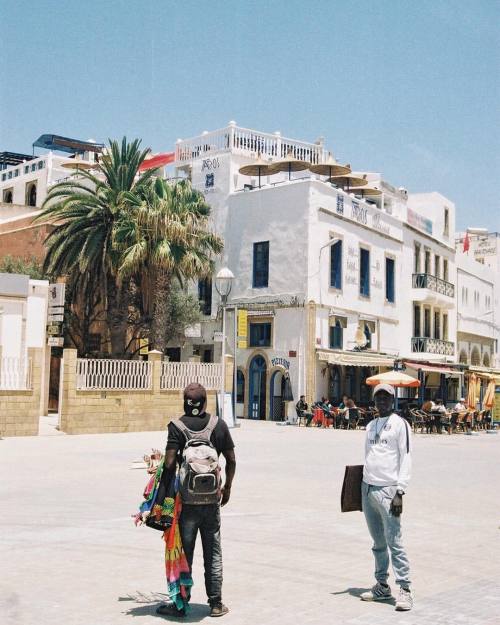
59, 349, 234, 435
0, 347, 42, 436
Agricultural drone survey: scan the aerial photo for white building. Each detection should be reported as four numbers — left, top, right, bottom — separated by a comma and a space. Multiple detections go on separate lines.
170, 123, 467, 419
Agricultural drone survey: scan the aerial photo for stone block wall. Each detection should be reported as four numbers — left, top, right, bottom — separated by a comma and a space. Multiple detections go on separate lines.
0, 347, 42, 437
59, 349, 233, 435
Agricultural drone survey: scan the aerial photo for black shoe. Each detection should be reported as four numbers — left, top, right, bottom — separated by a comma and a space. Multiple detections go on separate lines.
210, 602, 229, 617
156, 603, 186, 617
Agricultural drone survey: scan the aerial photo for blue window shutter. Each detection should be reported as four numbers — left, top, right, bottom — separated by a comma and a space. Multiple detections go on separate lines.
330, 240, 342, 289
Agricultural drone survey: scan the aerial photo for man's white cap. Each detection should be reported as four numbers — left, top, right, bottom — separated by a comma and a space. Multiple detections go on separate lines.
373, 383, 395, 397
459, 397, 465, 402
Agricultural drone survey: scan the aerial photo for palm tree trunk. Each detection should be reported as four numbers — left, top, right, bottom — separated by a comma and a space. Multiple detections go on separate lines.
150, 268, 172, 353
107, 273, 129, 356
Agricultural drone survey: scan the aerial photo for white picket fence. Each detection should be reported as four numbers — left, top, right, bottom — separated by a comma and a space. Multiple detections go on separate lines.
75, 358, 223, 391
0, 357, 32, 390
76, 358, 152, 390
161, 362, 223, 390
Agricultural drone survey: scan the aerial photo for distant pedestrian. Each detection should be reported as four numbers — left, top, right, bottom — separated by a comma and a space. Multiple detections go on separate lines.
296, 395, 313, 426
360, 383, 413, 611
156, 383, 236, 618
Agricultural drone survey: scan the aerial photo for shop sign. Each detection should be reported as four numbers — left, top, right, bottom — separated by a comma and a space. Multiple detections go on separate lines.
237, 310, 248, 337
407, 208, 433, 235
139, 338, 149, 355
271, 357, 290, 370
47, 336, 63, 347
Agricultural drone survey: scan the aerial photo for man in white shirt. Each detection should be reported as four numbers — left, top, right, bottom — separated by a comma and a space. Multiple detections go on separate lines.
360, 383, 413, 611
454, 398, 466, 412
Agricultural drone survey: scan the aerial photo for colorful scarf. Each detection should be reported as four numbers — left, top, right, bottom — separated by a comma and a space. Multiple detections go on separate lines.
134, 460, 193, 611
164, 494, 193, 611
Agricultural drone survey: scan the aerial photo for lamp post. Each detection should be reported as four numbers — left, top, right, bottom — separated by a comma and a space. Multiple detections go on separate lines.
215, 267, 235, 426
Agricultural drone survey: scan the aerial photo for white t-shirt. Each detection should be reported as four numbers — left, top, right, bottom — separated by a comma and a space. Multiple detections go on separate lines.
363, 413, 412, 492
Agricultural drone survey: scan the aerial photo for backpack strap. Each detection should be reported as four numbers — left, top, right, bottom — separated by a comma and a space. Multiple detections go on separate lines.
171, 419, 192, 442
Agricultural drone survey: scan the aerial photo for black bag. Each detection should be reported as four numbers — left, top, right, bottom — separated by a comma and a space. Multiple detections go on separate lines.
341, 465, 363, 512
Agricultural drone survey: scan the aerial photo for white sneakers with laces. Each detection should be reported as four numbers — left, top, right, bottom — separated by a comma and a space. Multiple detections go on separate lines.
395, 586, 413, 611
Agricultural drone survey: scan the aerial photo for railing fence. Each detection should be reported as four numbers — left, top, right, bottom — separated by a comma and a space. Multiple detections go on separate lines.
0, 357, 32, 390
161, 362, 223, 390
76, 358, 152, 390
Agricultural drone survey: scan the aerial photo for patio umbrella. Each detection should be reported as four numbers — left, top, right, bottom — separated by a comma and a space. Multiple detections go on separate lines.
365, 370, 420, 388
349, 185, 382, 197
60, 158, 95, 170
328, 173, 368, 190
269, 151, 310, 180
483, 379, 495, 409
309, 153, 351, 178
239, 153, 276, 188
466, 373, 477, 410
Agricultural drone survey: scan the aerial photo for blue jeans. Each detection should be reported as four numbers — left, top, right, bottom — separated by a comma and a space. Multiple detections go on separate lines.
362, 481, 411, 587
179, 504, 223, 604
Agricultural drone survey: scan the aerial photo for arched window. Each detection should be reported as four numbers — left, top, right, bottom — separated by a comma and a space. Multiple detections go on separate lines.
470, 347, 481, 366
483, 352, 490, 368
236, 369, 245, 404
26, 182, 37, 207
3, 189, 13, 203
459, 350, 468, 365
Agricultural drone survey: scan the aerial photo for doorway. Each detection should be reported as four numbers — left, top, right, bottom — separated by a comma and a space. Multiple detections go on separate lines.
270, 370, 286, 421
248, 355, 267, 419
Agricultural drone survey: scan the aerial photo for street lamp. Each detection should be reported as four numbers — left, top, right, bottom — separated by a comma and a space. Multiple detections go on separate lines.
215, 267, 235, 426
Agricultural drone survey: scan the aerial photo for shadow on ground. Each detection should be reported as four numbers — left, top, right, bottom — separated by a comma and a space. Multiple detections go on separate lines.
119, 595, 207, 622
331, 587, 396, 605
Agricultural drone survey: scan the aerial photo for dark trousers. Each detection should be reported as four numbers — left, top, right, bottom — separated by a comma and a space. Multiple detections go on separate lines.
179, 504, 223, 605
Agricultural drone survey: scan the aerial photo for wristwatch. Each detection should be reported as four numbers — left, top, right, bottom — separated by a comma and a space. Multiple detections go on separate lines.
396, 489, 405, 496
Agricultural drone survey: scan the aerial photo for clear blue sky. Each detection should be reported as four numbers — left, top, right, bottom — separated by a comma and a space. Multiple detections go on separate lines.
1, 0, 498, 231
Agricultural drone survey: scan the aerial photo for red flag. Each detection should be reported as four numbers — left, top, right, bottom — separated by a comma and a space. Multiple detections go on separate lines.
138, 152, 175, 172
463, 232, 470, 253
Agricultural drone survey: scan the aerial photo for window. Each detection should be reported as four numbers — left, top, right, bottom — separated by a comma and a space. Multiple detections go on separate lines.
8, 171, 12, 179
385, 257, 395, 303
38, 161, 44, 170
364, 323, 372, 349
24, 165, 29, 174
414, 243, 421, 273
249, 322, 271, 347
329, 239, 342, 289
3, 189, 13, 203
424, 308, 431, 338
413, 305, 421, 336
26, 182, 37, 207
329, 320, 343, 349
14, 169, 19, 177
198, 277, 212, 316
434, 255, 440, 278
1, 173, 5, 181
444, 208, 449, 236
424, 249, 431, 274
359, 248, 370, 297
253, 241, 269, 288
31, 163, 36, 172
236, 370, 245, 403
443, 313, 448, 340
443, 259, 449, 281
434, 311, 440, 339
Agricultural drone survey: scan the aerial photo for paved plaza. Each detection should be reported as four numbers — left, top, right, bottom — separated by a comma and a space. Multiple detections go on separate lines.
1, 419, 499, 625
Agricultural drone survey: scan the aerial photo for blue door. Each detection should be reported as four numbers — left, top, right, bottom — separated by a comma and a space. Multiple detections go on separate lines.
248, 356, 267, 419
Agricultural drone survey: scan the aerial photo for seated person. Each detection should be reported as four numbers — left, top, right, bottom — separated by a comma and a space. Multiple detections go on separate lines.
454, 397, 467, 412
296, 395, 313, 426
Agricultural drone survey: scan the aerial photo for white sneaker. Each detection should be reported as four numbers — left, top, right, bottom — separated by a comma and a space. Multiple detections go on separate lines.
395, 586, 413, 611
360, 582, 393, 601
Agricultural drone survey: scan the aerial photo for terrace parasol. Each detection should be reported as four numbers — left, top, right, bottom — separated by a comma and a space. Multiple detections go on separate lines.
238, 152, 276, 188
269, 151, 310, 180
309, 153, 351, 178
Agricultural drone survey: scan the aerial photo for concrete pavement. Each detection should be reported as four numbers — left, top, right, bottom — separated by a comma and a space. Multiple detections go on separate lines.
0, 420, 499, 625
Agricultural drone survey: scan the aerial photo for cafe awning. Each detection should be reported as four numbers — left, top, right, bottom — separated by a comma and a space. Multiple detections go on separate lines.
404, 361, 463, 376
317, 350, 394, 367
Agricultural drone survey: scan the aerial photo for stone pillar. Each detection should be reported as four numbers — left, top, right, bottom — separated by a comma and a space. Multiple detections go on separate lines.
59, 348, 77, 433
148, 350, 162, 396
28, 347, 43, 435
306, 300, 317, 406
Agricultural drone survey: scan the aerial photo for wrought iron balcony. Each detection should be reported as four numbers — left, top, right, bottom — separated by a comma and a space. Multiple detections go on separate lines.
411, 337, 455, 356
412, 273, 455, 298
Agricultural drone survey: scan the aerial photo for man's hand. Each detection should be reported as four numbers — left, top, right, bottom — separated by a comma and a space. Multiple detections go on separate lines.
390, 492, 403, 516
220, 485, 231, 506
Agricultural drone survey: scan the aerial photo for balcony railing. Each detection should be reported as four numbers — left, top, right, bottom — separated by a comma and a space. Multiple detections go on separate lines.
411, 337, 454, 356
412, 273, 455, 298
175, 124, 328, 164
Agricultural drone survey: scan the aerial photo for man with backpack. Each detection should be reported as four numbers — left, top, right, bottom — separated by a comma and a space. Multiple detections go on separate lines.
157, 383, 236, 618
360, 383, 413, 611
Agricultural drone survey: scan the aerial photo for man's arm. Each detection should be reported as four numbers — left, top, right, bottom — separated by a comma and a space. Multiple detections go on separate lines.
390, 419, 412, 516
220, 449, 236, 506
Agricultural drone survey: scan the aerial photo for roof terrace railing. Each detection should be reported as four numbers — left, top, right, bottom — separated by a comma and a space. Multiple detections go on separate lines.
175, 124, 328, 164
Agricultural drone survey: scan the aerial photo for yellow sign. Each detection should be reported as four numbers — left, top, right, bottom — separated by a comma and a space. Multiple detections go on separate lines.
237, 339, 247, 349
139, 338, 149, 355
237, 310, 248, 337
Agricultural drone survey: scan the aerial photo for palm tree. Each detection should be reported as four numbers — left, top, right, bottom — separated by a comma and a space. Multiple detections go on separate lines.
114, 178, 223, 353
38, 138, 155, 355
